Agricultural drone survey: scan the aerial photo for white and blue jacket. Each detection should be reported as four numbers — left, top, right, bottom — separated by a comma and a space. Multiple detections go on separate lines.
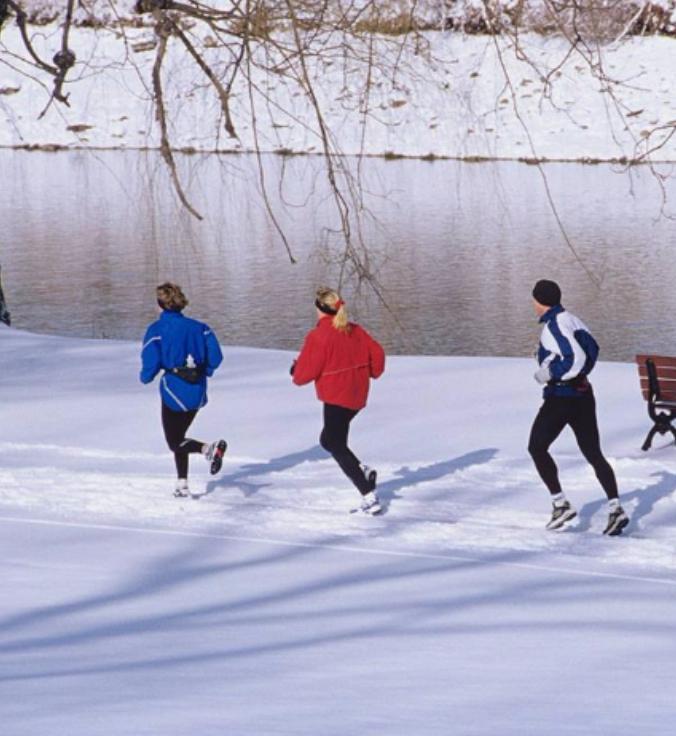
537, 305, 599, 398
140, 310, 223, 411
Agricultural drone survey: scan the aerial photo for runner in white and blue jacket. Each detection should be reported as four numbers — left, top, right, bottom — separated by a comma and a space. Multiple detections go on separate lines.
528, 279, 629, 536
140, 282, 227, 497
535, 305, 599, 398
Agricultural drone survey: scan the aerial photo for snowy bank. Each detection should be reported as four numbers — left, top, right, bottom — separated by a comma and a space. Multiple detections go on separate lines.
1, 23, 675, 161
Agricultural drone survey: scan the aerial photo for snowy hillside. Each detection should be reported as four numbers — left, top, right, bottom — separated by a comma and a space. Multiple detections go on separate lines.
1, 10, 675, 160
1, 325, 676, 734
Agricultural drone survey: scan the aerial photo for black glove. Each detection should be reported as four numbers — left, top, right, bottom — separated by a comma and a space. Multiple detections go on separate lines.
289, 360, 296, 376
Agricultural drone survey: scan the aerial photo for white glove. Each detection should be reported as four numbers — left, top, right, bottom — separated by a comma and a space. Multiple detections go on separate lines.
534, 364, 551, 384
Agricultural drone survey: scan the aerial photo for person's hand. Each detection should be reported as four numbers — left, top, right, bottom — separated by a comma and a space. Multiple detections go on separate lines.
534, 364, 551, 384
289, 360, 296, 376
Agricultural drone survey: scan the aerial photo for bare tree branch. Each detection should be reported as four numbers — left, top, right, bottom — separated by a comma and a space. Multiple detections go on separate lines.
151, 11, 204, 219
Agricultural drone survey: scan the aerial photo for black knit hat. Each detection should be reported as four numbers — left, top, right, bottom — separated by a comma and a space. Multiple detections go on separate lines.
532, 279, 562, 307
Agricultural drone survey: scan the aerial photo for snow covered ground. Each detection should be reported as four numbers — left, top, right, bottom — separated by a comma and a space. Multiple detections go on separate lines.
1, 22, 675, 161
2, 325, 676, 734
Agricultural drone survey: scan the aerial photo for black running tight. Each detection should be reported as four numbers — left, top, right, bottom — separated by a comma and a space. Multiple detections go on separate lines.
320, 403, 370, 495
528, 392, 618, 500
161, 404, 204, 479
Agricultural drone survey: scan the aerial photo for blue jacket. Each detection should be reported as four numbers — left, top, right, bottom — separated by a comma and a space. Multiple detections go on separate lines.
536, 305, 599, 398
140, 310, 223, 411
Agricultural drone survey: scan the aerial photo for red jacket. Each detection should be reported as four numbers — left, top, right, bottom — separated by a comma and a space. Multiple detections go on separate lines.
293, 317, 385, 410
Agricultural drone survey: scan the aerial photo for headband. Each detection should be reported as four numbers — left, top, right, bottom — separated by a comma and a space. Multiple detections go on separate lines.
315, 298, 343, 315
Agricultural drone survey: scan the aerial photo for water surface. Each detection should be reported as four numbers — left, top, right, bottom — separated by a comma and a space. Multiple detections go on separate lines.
0, 149, 674, 360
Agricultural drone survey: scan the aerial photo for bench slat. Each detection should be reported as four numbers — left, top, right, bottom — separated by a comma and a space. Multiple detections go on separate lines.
637, 374, 676, 386
638, 363, 676, 373
639, 377, 676, 388
639, 376, 676, 387
636, 354, 676, 370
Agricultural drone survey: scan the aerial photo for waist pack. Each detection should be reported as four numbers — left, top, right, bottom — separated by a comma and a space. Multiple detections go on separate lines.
554, 374, 590, 392
167, 365, 205, 384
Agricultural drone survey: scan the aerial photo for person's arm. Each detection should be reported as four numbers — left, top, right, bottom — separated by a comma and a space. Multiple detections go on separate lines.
140, 327, 162, 384
204, 326, 223, 377
368, 332, 385, 379
292, 330, 324, 386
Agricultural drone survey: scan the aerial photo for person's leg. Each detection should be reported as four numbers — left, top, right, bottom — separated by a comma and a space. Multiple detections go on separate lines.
320, 403, 370, 494
568, 393, 619, 501
161, 404, 202, 479
568, 392, 629, 534
528, 398, 569, 496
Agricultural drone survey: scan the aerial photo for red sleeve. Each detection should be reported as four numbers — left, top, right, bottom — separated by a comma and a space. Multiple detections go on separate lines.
367, 332, 385, 379
292, 329, 325, 385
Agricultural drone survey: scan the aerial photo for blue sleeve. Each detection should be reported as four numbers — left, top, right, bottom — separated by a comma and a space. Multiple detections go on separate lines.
204, 326, 223, 377
140, 326, 162, 384
575, 329, 599, 375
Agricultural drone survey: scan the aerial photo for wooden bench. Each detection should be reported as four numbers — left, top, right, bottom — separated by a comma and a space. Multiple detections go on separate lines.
636, 354, 676, 451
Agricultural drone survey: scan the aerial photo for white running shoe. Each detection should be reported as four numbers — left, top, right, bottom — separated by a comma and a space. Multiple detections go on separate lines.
206, 439, 227, 475
603, 506, 629, 536
360, 491, 382, 515
173, 478, 189, 498
545, 500, 577, 530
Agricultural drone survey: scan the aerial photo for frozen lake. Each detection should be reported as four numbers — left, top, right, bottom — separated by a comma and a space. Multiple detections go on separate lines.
1, 149, 674, 359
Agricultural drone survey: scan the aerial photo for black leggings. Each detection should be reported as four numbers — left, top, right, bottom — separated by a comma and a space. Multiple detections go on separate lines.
320, 403, 370, 495
528, 392, 618, 500
162, 404, 204, 479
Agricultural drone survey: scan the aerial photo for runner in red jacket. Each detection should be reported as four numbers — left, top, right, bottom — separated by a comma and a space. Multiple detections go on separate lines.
292, 287, 385, 514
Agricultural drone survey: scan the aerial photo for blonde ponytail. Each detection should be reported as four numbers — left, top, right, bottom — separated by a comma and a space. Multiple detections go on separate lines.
333, 301, 349, 332
315, 286, 351, 333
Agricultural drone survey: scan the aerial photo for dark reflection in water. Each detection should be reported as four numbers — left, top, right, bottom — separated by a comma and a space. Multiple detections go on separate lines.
0, 149, 674, 360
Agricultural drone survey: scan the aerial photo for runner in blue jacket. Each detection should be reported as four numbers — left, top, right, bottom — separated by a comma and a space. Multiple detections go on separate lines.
140, 282, 226, 497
